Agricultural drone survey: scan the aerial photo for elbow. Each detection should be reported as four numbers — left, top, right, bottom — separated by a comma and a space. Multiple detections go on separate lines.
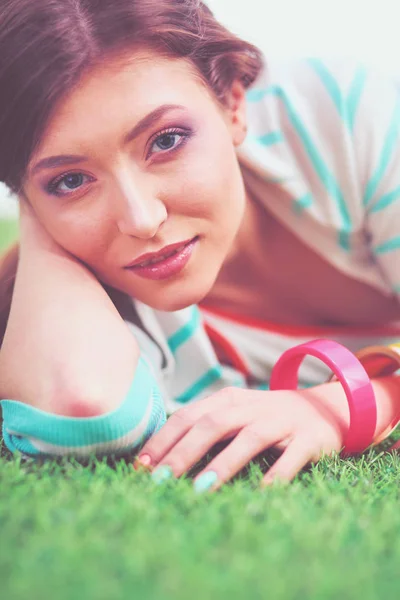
49, 380, 124, 418
61, 397, 106, 418
1, 355, 167, 459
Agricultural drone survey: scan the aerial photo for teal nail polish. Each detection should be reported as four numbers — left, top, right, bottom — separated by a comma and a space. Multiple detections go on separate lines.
151, 465, 174, 485
194, 471, 218, 493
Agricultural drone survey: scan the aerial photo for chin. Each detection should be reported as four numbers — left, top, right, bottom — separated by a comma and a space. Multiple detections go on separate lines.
145, 288, 209, 312
140, 277, 214, 312
111, 256, 220, 312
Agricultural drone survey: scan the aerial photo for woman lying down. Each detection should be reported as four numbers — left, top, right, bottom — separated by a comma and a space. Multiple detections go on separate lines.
0, 0, 400, 492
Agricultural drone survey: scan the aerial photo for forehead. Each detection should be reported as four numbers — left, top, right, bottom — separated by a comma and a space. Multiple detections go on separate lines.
35, 51, 214, 154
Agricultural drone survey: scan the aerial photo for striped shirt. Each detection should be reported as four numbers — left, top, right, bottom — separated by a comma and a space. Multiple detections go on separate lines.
129, 57, 400, 415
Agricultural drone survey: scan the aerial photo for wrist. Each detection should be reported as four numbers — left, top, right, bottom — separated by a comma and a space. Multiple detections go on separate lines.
351, 344, 400, 445
300, 380, 350, 427
301, 376, 400, 445
270, 339, 377, 454
370, 375, 400, 444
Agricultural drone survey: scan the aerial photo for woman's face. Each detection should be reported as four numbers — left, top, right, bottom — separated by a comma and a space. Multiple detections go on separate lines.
23, 50, 248, 311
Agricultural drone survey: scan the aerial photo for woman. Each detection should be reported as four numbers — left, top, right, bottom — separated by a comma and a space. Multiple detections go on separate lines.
0, 0, 399, 492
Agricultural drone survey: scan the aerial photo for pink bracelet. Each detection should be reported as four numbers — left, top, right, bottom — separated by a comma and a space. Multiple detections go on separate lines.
269, 339, 377, 455
348, 344, 400, 446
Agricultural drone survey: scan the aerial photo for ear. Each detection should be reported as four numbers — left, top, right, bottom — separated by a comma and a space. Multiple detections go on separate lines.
224, 80, 248, 147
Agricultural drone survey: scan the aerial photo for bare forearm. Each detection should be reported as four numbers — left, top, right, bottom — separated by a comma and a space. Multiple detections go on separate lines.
306, 376, 400, 445
0, 238, 138, 416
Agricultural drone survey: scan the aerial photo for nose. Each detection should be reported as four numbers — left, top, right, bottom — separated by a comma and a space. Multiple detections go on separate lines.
115, 173, 167, 239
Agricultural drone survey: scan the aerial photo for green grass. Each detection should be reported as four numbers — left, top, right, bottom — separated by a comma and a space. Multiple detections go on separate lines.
0, 218, 18, 251
1, 444, 400, 600
1, 215, 400, 599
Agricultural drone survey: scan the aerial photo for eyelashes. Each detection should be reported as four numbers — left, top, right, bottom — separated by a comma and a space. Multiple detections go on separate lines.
45, 126, 194, 197
46, 172, 94, 196
146, 126, 192, 159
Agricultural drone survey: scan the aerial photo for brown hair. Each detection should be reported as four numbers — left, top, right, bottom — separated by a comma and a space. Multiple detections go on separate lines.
0, 0, 263, 345
0, 0, 262, 193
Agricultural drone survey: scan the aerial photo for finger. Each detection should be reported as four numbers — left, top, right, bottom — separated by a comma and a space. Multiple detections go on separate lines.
193, 421, 290, 491
139, 387, 257, 466
262, 437, 315, 485
156, 405, 257, 477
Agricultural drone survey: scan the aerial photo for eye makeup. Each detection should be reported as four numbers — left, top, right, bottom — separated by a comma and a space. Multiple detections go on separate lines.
40, 119, 197, 197
45, 172, 95, 197
145, 126, 193, 160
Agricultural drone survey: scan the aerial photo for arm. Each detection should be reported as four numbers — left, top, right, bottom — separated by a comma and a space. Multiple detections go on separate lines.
136, 376, 400, 489
0, 200, 140, 417
354, 63, 400, 298
287, 60, 400, 439
0, 202, 167, 458
347, 62, 400, 441
304, 376, 400, 445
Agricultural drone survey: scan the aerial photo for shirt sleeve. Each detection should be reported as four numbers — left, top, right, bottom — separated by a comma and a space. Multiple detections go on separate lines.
316, 59, 400, 298
245, 57, 400, 298
289, 58, 400, 297
304, 60, 400, 445
357, 67, 400, 298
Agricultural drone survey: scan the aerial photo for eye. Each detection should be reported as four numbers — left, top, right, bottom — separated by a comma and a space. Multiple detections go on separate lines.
152, 133, 180, 152
58, 173, 84, 190
148, 127, 192, 158
46, 172, 93, 197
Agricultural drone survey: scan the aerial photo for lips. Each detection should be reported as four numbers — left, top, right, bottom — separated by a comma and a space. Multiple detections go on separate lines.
125, 237, 197, 269
125, 236, 199, 281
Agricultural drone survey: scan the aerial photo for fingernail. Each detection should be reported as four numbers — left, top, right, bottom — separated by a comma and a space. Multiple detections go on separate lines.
194, 471, 218, 494
138, 454, 152, 467
133, 454, 152, 471
151, 465, 174, 485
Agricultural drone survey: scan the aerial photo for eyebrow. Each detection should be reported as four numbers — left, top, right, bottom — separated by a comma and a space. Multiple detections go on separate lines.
30, 103, 187, 176
123, 103, 186, 144
30, 154, 88, 176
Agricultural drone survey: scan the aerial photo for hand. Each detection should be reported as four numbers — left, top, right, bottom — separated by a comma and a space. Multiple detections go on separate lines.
138, 386, 346, 490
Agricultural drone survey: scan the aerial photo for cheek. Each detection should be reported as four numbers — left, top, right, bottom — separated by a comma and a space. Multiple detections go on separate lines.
164, 131, 243, 218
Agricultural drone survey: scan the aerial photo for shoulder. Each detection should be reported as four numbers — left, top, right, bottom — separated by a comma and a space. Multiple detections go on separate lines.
248, 56, 399, 125
254, 56, 398, 93
243, 57, 400, 233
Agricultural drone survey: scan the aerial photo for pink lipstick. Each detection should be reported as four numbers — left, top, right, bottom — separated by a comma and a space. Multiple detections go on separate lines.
125, 236, 198, 280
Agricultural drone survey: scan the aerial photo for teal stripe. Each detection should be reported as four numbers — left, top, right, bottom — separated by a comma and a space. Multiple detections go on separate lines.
231, 378, 246, 388
256, 382, 270, 390
307, 61, 400, 207
175, 366, 223, 404
267, 85, 351, 234
370, 185, 400, 213
167, 307, 200, 353
347, 67, 367, 131
374, 236, 400, 254
308, 60, 367, 133
338, 230, 351, 251
363, 101, 400, 206
247, 88, 268, 103
394, 284, 400, 294
257, 131, 284, 146
307, 58, 344, 116
293, 193, 313, 214
0, 356, 164, 448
